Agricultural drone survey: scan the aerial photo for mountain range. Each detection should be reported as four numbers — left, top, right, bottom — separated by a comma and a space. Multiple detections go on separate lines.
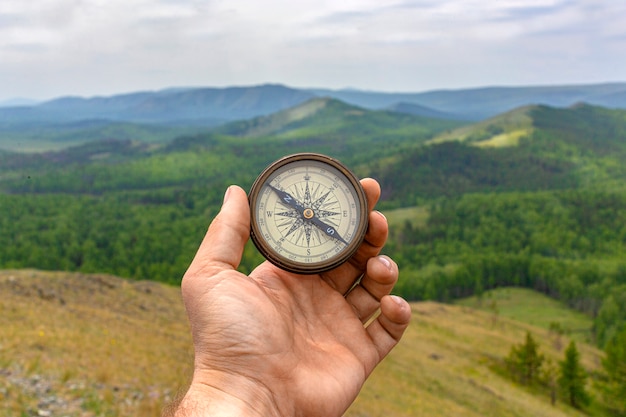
0, 84, 314, 127
310, 83, 626, 120
3, 97, 625, 201
2, 82, 626, 128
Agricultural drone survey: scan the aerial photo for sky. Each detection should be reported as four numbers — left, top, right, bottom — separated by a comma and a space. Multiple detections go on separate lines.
1, 0, 625, 102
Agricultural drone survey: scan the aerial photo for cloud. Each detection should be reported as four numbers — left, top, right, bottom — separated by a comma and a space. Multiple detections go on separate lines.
0, 0, 624, 99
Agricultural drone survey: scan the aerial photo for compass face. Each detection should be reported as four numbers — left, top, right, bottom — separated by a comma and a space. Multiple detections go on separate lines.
249, 153, 368, 274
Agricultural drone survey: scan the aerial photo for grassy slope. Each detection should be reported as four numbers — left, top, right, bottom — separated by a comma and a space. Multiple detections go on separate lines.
348, 299, 603, 417
385, 205, 430, 229
428, 106, 534, 147
456, 288, 594, 343
1, 270, 605, 417
0, 270, 193, 416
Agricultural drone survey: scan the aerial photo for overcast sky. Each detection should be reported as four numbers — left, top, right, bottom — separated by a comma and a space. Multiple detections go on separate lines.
1, 0, 625, 101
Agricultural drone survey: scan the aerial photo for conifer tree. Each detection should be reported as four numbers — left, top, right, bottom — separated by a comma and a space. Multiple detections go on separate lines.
600, 328, 626, 414
558, 341, 590, 409
506, 331, 544, 385
540, 358, 559, 406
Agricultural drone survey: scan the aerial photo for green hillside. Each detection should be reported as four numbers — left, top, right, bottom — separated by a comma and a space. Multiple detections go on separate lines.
429, 105, 534, 147
456, 288, 594, 343
0, 270, 612, 417
349, 298, 606, 417
0, 121, 208, 153
374, 103, 626, 204
218, 97, 461, 141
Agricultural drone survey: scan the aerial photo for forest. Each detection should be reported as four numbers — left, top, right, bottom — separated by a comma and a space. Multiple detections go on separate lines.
388, 190, 626, 347
1, 101, 625, 362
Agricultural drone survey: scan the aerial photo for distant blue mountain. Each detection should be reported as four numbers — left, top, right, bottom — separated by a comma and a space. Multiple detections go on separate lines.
310, 83, 626, 120
0, 84, 315, 127
2, 82, 626, 128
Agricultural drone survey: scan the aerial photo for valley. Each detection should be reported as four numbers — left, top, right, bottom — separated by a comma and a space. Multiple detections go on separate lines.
1, 83, 625, 415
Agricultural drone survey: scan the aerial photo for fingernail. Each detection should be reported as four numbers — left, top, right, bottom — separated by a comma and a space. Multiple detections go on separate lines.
375, 210, 387, 222
379, 256, 391, 269
223, 186, 233, 204
390, 295, 405, 306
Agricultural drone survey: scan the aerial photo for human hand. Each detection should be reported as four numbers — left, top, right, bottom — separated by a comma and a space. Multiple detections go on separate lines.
174, 179, 411, 417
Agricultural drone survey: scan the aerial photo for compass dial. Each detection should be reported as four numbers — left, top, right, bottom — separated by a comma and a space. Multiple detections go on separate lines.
249, 153, 368, 274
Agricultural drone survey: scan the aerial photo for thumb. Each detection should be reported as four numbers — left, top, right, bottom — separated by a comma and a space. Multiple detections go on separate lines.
185, 185, 250, 278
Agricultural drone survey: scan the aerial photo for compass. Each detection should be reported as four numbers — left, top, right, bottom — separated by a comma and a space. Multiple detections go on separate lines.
249, 153, 368, 274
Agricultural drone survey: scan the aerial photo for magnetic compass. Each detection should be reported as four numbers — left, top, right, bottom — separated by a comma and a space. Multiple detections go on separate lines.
249, 153, 368, 274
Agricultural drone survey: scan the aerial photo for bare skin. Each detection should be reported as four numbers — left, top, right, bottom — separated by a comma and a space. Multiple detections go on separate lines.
174, 179, 411, 417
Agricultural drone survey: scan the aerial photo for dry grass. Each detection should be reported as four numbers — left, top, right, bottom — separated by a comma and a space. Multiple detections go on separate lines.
0, 270, 606, 417
347, 302, 604, 417
428, 106, 534, 147
0, 270, 193, 416
474, 129, 530, 148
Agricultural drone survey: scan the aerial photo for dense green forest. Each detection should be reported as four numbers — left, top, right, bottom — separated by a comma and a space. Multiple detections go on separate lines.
1, 102, 625, 358
389, 190, 626, 347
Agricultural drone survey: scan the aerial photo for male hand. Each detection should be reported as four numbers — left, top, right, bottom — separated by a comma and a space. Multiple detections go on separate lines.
175, 179, 411, 417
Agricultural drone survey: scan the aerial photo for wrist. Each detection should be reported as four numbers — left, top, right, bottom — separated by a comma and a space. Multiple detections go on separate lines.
173, 370, 283, 417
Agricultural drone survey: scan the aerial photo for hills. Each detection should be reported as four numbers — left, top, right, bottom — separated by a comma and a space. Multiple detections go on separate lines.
311, 83, 626, 119
14, 97, 625, 203
4, 83, 626, 124
1, 85, 626, 415
215, 97, 462, 142
2, 82, 626, 152
0, 97, 465, 182
0, 84, 316, 153
0, 270, 606, 417
428, 105, 535, 147
386, 101, 461, 120
1, 97, 625, 235
369, 103, 626, 204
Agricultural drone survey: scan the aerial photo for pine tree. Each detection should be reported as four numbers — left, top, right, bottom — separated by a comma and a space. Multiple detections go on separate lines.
506, 331, 544, 385
540, 358, 559, 406
600, 328, 626, 414
558, 341, 590, 409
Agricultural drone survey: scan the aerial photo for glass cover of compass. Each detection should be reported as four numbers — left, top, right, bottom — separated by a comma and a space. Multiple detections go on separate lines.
248, 153, 368, 274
